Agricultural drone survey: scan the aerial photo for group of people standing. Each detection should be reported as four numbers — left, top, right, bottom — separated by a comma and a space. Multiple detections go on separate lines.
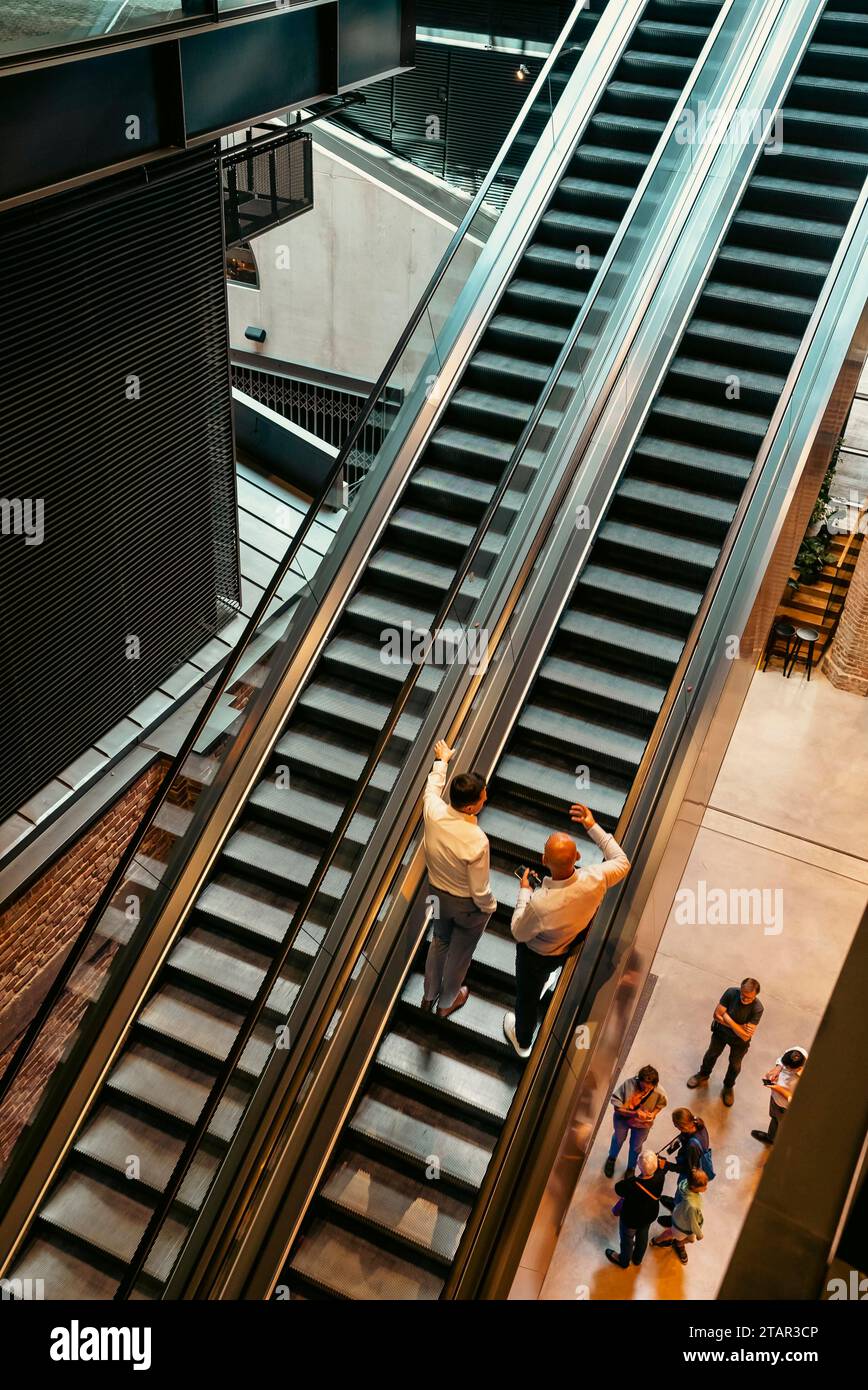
602, 986, 808, 1272
417, 739, 809, 1284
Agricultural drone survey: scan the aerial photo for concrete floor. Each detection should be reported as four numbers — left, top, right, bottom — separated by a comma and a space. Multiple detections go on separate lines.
538, 666, 868, 1301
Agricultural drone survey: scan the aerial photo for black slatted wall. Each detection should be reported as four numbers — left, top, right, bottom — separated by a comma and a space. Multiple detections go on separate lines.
339, 43, 547, 203
0, 149, 240, 822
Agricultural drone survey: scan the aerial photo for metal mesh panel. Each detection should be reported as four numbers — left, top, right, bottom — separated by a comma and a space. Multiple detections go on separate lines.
223, 130, 313, 248
0, 150, 240, 823
232, 364, 399, 493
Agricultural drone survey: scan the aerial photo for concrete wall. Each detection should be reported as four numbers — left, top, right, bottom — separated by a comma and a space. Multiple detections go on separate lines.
227, 137, 482, 392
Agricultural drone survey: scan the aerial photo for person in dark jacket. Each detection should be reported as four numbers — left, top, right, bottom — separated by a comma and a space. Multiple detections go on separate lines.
660, 1107, 711, 1211
605, 1148, 666, 1269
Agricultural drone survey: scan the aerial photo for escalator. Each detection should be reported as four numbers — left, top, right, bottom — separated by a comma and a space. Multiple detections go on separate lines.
3, 0, 733, 1299
277, 0, 868, 1299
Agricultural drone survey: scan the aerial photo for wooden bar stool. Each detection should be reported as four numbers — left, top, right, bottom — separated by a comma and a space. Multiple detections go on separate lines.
785, 624, 820, 680
762, 619, 795, 673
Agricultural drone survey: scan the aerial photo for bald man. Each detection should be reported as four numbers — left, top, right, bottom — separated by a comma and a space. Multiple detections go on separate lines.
503, 804, 630, 1057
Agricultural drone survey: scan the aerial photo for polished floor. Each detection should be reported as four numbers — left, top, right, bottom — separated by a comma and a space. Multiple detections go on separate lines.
535, 667, 868, 1301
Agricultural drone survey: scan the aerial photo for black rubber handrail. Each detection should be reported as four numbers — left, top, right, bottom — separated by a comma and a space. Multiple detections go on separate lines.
0, 2, 593, 1126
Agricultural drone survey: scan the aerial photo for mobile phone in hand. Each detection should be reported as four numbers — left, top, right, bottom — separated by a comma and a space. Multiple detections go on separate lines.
514, 865, 541, 888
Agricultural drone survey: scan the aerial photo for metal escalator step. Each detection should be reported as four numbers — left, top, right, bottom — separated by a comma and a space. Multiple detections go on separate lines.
401, 971, 513, 1054
651, 393, 768, 442
481, 802, 601, 861
166, 927, 304, 1017
223, 824, 352, 902
486, 313, 570, 352
790, 75, 868, 105
578, 562, 703, 622
506, 278, 584, 312
701, 280, 818, 322
469, 349, 552, 389
599, 519, 720, 574
746, 174, 858, 215
522, 242, 603, 281
572, 143, 648, 174
633, 20, 714, 50
375, 1027, 518, 1124
781, 103, 868, 140
496, 753, 627, 823
716, 244, 830, 284
10, 1236, 119, 1300
539, 653, 666, 718
368, 547, 485, 602
553, 175, 633, 205
289, 1216, 443, 1300
345, 588, 436, 634
409, 465, 524, 515
322, 634, 447, 695
106, 1043, 247, 1145
297, 680, 422, 744
390, 505, 503, 558
518, 700, 647, 772
682, 316, 802, 365
319, 1150, 471, 1263
194, 877, 295, 949
450, 387, 533, 427
732, 209, 846, 248
248, 776, 378, 846
668, 353, 786, 400
428, 424, 527, 468
540, 210, 620, 240
616, 477, 737, 530
770, 140, 868, 177
39, 1168, 188, 1285
603, 79, 681, 115
471, 926, 516, 982
618, 50, 694, 77
558, 607, 684, 670
74, 1102, 219, 1211
136, 983, 274, 1080
349, 1086, 494, 1193
274, 728, 400, 797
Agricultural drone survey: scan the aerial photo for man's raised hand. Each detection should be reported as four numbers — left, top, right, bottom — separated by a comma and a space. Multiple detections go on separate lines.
435, 739, 455, 763
570, 802, 596, 830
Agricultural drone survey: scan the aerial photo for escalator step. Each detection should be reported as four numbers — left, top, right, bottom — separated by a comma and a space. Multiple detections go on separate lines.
74, 1103, 219, 1211
319, 1150, 471, 1262
39, 1169, 187, 1285
165, 927, 304, 1017
223, 824, 352, 902
577, 561, 703, 624
289, 1217, 443, 1301
274, 728, 400, 796
518, 700, 647, 772
105, 1042, 247, 1145
400, 971, 514, 1055
136, 984, 274, 1080
559, 607, 683, 669
297, 680, 422, 744
349, 1085, 495, 1193
11, 1237, 119, 1300
375, 1027, 518, 1125
194, 876, 297, 949
496, 752, 627, 822
598, 519, 720, 575
616, 476, 737, 533
538, 653, 667, 718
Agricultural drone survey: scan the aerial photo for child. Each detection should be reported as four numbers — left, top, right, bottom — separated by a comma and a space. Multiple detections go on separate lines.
651, 1169, 706, 1264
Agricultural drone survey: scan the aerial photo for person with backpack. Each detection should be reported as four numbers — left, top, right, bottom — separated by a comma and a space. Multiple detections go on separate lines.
603, 1064, 668, 1178
651, 1169, 707, 1264
605, 1147, 666, 1269
659, 1107, 714, 1210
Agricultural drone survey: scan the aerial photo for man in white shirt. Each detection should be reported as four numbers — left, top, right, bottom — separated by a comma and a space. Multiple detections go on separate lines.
422, 739, 497, 1018
503, 803, 630, 1057
752, 1046, 808, 1145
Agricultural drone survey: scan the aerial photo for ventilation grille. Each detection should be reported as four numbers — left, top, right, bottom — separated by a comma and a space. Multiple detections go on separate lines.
338, 42, 545, 208
0, 151, 240, 822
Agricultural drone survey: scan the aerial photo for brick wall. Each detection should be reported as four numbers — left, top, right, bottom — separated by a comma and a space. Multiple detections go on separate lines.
823, 537, 868, 694
0, 756, 171, 1165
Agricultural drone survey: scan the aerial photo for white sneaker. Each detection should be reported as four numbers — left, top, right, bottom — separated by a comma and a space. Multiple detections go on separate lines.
503, 1012, 532, 1058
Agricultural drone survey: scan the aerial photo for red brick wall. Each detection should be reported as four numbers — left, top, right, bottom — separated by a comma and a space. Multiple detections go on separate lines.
824, 538, 868, 694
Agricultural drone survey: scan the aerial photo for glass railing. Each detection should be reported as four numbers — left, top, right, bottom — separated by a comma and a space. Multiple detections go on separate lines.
78, 0, 806, 1295
0, 2, 207, 63
0, 0, 634, 1239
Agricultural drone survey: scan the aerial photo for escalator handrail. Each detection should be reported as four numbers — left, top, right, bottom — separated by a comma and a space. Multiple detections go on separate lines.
445, 63, 868, 1302
145, 0, 786, 1301
0, 0, 608, 1117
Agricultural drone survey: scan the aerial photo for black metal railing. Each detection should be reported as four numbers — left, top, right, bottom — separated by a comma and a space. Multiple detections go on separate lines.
222, 129, 313, 247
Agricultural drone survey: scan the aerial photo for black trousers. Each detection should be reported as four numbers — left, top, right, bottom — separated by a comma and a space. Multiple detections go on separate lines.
700, 1028, 750, 1089
515, 942, 568, 1047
